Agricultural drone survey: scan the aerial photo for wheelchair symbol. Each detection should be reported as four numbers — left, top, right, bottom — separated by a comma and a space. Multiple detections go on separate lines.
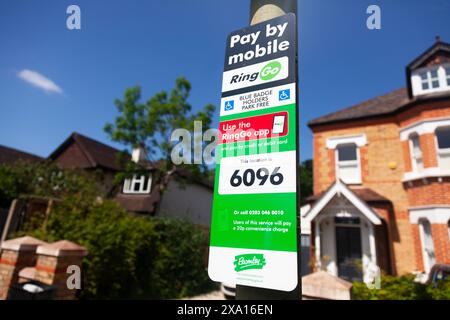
224, 100, 234, 111
278, 89, 290, 101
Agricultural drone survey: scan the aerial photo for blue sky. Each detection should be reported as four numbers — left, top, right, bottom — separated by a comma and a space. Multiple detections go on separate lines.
1, 0, 449, 161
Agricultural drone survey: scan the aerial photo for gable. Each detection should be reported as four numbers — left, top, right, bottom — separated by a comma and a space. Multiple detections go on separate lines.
49, 132, 125, 171
53, 141, 93, 169
304, 180, 382, 225
407, 41, 450, 71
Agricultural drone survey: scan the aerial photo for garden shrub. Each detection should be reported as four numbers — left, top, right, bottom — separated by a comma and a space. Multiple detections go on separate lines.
3, 162, 214, 299
26, 195, 214, 299
353, 274, 450, 300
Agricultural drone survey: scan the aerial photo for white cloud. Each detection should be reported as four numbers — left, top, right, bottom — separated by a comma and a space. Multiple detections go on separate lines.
17, 69, 63, 94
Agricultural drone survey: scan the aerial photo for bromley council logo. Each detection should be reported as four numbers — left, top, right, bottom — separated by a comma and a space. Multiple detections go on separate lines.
234, 253, 266, 272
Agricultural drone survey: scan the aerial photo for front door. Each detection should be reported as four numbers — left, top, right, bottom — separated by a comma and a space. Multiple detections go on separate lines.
336, 226, 363, 282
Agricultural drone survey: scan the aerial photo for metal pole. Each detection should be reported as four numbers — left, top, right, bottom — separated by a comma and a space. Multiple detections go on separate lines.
236, 0, 300, 300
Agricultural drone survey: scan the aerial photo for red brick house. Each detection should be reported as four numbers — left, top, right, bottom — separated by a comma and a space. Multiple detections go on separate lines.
301, 39, 450, 283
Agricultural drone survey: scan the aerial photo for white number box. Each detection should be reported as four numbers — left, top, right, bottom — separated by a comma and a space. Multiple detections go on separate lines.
218, 150, 296, 195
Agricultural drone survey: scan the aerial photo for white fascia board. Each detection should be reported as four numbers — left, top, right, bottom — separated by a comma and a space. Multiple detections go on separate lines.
326, 134, 367, 149
305, 181, 382, 225
409, 206, 450, 224
300, 204, 312, 234
403, 167, 450, 182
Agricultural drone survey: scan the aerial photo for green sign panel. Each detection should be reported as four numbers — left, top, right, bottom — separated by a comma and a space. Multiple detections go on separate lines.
208, 13, 298, 291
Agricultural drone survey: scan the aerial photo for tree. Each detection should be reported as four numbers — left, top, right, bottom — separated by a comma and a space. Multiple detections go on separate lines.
299, 159, 313, 205
104, 77, 215, 182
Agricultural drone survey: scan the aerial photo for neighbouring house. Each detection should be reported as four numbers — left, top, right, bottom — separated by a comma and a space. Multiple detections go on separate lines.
301, 38, 450, 283
0, 132, 213, 239
50, 132, 213, 225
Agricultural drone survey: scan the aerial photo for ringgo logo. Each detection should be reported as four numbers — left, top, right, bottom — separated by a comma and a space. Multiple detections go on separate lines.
222, 56, 289, 93
260, 61, 281, 81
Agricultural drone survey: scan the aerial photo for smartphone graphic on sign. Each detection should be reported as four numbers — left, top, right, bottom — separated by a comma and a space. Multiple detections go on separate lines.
272, 115, 286, 134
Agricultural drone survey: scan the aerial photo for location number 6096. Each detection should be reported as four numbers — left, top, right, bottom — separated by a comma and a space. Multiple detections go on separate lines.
230, 167, 284, 187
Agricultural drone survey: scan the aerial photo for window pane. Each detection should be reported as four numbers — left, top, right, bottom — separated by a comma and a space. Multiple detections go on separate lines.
437, 128, 450, 149
123, 179, 131, 192
432, 80, 439, 88
133, 181, 141, 192
420, 72, 427, 80
338, 144, 357, 161
335, 217, 360, 225
447, 78, 450, 86
421, 220, 434, 249
422, 82, 429, 90
430, 70, 438, 78
411, 135, 422, 156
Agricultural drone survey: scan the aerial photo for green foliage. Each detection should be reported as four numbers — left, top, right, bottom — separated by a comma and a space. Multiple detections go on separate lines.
426, 277, 450, 300
352, 274, 450, 300
0, 161, 99, 207
299, 159, 313, 205
3, 162, 213, 299
25, 194, 213, 299
104, 77, 215, 173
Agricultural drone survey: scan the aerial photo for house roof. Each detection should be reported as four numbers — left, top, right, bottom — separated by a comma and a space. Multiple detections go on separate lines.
308, 88, 450, 127
407, 38, 450, 70
115, 190, 161, 214
309, 39, 450, 127
0, 144, 43, 166
304, 180, 383, 225
49, 132, 126, 171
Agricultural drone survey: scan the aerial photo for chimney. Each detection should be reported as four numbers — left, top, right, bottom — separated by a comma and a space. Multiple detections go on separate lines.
131, 145, 147, 163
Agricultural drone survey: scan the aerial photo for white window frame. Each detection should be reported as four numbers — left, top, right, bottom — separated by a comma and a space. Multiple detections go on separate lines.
123, 174, 152, 194
419, 68, 440, 91
411, 63, 450, 96
435, 126, 450, 172
409, 133, 424, 173
335, 143, 362, 185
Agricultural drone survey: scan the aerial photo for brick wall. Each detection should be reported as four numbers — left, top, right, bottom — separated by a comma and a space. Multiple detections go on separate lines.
411, 224, 425, 271
431, 223, 450, 264
419, 133, 438, 168
405, 178, 450, 206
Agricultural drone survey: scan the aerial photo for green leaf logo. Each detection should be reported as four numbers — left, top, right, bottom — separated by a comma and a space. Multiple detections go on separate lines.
234, 254, 266, 272
260, 61, 282, 81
